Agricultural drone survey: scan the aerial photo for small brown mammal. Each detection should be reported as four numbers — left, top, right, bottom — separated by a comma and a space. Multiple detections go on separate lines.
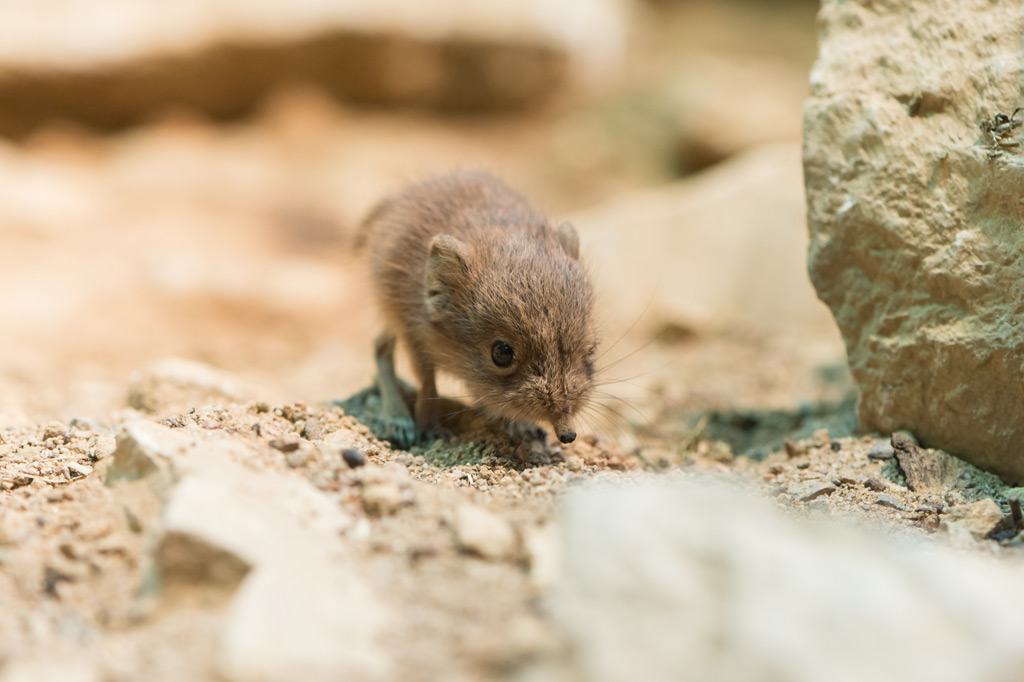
362, 170, 596, 447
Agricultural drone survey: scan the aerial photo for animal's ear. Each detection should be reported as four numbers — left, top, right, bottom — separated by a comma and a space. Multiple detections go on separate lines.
555, 221, 580, 260
426, 234, 470, 320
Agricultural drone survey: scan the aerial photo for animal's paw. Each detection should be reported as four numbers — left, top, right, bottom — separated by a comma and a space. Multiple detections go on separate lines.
503, 420, 547, 443
416, 422, 455, 445
381, 415, 417, 450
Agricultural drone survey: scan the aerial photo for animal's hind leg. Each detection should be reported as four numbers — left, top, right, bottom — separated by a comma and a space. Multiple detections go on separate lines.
374, 330, 415, 448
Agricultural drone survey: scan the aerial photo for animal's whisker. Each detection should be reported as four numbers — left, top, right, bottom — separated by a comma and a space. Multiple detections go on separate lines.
592, 391, 650, 425
594, 290, 657, 362
595, 334, 665, 375
578, 404, 632, 438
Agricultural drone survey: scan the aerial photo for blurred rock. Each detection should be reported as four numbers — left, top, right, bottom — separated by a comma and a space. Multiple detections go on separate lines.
361, 483, 405, 517
0, 659, 99, 682
576, 143, 837, 338
127, 358, 252, 415
668, 55, 806, 172
546, 479, 1024, 682
0, 0, 628, 138
454, 503, 518, 560
218, 556, 391, 682
804, 0, 1024, 481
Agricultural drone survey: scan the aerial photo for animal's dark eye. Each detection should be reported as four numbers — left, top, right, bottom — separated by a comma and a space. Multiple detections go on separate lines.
491, 341, 515, 368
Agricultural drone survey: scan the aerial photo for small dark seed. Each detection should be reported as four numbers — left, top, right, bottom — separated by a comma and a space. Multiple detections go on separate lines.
342, 448, 366, 468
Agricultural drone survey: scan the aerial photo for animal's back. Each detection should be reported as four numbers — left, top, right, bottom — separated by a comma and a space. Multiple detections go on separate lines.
362, 171, 547, 332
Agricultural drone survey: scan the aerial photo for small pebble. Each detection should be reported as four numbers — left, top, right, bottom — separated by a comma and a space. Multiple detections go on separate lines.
788, 480, 836, 502
867, 440, 895, 460
783, 439, 805, 458
301, 419, 324, 441
46, 490, 69, 503
42, 422, 66, 441
863, 477, 887, 492
285, 449, 310, 468
342, 448, 366, 468
362, 483, 405, 516
270, 436, 301, 453
875, 494, 903, 510
67, 461, 92, 477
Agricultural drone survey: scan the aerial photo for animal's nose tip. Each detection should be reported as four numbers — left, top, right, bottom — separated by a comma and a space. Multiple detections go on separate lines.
557, 429, 576, 444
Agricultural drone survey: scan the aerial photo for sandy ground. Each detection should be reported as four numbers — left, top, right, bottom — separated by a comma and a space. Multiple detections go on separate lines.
8, 2, 1019, 681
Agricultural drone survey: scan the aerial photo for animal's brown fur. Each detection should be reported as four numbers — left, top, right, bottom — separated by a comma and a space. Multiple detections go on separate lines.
362, 170, 596, 446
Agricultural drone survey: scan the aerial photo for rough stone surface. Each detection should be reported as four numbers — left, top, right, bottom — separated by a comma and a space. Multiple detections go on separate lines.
102, 419, 387, 681
454, 503, 518, 560
546, 479, 1024, 682
892, 433, 957, 494
803, 0, 1024, 481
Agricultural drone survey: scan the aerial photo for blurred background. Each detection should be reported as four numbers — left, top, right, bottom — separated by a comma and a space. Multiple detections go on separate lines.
0, 0, 847, 439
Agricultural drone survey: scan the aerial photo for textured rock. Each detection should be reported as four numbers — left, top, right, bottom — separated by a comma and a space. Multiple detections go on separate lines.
804, 0, 1024, 481
157, 464, 350, 587
103, 419, 387, 681
0, 0, 627, 138
546, 479, 1024, 682
892, 432, 957, 493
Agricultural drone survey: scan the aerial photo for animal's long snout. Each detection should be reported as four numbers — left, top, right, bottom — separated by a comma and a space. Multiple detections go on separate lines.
553, 414, 576, 444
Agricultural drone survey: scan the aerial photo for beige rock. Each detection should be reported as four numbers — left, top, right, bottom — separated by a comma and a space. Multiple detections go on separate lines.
545, 479, 1024, 682
127, 357, 252, 415
0, 659, 99, 682
361, 483, 405, 517
524, 523, 561, 590
105, 420, 351, 581
804, 0, 1024, 481
939, 498, 1005, 541
788, 479, 836, 502
217, 557, 392, 682
0, 0, 627, 138
104, 420, 184, 487
454, 503, 518, 560
157, 456, 351, 582
576, 143, 840, 340
670, 54, 807, 172
99, 419, 390, 680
